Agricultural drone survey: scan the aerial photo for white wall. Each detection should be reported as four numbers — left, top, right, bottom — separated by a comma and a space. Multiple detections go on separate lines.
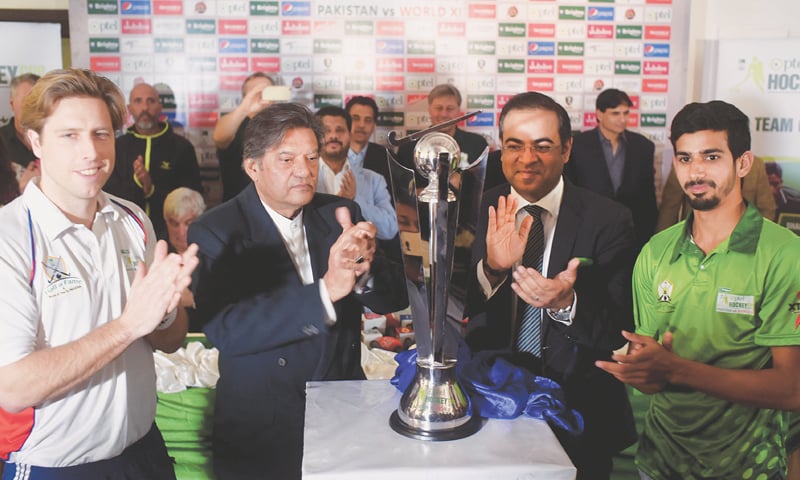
687, 0, 800, 101
0, 0, 67, 8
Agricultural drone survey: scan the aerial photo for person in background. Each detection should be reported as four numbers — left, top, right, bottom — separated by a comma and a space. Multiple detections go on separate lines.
1, 73, 41, 190
188, 102, 406, 479
464, 91, 637, 480
565, 88, 657, 250
315, 106, 398, 242
1, 73, 40, 169
163, 187, 206, 255
0, 68, 197, 480
598, 100, 800, 479
213, 72, 275, 201
105, 82, 202, 239
163, 187, 206, 331
345, 96, 392, 189
766, 161, 800, 220
396, 84, 488, 188
0, 136, 20, 206
658, 154, 776, 231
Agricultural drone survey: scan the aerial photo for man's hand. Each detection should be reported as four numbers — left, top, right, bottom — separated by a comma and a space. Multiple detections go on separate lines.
132, 155, 153, 196
120, 241, 199, 339
323, 207, 377, 302
595, 330, 675, 393
337, 170, 357, 200
485, 195, 532, 272
511, 257, 579, 310
240, 84, 273, 117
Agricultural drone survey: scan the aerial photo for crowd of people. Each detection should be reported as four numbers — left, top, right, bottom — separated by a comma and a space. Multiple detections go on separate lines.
1, 68, 799, 480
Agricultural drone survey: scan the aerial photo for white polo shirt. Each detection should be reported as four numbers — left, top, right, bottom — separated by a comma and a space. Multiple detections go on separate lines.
0, 180, 158, 467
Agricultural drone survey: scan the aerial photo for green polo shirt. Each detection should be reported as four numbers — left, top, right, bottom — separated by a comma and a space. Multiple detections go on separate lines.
633, 203, 800, 479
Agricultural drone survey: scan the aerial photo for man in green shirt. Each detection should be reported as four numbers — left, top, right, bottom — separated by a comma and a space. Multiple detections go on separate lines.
598, 100, 800, 479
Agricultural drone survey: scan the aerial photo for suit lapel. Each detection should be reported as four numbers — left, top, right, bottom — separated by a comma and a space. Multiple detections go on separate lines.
303, 197, 336, 279
548, 180, 581, 278
240, 184, 304, 287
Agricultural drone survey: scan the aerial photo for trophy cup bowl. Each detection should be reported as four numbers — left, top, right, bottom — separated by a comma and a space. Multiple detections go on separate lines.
386, 124, 488, 441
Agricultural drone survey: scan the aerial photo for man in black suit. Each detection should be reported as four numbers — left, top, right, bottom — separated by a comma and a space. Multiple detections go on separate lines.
565, 88, 656, 250
395, 84, 488, 188
345, 95, 392, 189
188, 103, 406, 479
465, 92, 637, 480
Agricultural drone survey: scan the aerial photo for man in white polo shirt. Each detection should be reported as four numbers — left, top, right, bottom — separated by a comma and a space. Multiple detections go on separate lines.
0, 68, 198, 479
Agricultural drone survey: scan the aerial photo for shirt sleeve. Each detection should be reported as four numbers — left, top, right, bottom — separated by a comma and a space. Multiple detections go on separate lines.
754, 234, 800, 346
0, 225, 40, 367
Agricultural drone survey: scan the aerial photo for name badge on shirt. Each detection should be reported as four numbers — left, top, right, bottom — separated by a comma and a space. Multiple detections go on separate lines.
716, 288, 755, 315
121, 249, 139, 272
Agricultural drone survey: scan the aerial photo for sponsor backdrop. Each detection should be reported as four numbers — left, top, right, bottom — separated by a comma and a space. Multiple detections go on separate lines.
0, 22, 63, 124
704, 38, 800, 233
68, 0, 688, 205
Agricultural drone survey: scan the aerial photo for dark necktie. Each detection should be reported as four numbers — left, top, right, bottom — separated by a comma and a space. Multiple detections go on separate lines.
516, 204, 544, 357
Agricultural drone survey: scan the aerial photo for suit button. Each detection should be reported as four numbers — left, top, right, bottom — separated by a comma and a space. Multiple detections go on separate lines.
278, 358, 287, 367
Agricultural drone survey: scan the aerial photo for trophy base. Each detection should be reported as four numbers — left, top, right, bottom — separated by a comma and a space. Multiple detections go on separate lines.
389, 410, 482, 441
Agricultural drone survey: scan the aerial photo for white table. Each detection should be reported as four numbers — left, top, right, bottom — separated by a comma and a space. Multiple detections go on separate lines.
302, 380, 576, 480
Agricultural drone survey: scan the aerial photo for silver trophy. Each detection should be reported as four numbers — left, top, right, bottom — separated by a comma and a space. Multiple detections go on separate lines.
386, 112, 488, 440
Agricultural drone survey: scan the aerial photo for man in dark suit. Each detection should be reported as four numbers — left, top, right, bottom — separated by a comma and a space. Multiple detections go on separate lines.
395, 84, 488, 188
345, 95, 392, 189
465, 92, 637, 480
188, 103, 406, 480
565, 88, 656, 250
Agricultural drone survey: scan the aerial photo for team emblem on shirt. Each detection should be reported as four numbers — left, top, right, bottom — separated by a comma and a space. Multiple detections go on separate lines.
657, 280, 672, 303
791, 291, 800, 329
42, 256, 83, 297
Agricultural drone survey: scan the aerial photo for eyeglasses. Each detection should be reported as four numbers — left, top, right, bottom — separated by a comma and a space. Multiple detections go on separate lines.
502, 143, 561, 156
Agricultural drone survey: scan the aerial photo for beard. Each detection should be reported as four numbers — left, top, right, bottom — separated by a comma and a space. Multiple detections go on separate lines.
134, 113, 156, 132
684, 180, 721, 211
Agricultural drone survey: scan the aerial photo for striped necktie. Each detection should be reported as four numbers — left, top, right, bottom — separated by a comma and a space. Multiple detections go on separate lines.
516, 204, 544, 357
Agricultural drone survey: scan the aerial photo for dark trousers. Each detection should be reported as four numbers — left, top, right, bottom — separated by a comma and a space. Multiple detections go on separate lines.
2, 424, 175, 480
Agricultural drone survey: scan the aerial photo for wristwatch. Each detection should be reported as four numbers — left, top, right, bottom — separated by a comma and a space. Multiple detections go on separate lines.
547, 291, 575, 322
547, 304, 572, 322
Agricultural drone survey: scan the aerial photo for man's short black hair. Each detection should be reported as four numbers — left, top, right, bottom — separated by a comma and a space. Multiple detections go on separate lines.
316, 105, 352, 131
345, 96, 379, 120
670, 100, 751, 161
595, 88, 632, 112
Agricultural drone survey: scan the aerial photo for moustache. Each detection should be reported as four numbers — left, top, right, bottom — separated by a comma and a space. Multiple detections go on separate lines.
325, 140, 343, 146
684, 180, 717, 189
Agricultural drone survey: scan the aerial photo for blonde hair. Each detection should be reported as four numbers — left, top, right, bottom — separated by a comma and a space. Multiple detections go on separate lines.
19, 68, 126, 135
163, 187, 206, 221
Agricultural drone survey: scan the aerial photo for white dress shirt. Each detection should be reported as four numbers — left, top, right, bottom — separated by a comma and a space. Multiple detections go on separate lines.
478, 177, 577, 324
262, 200, 337, 324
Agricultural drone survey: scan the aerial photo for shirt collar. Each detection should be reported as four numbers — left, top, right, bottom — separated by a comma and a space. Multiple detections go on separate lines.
261, 198, 304, 233
129, 121, 170, 139
348, 147, 366, 170
319, 158, 351, 177
670, 202, 762, 262
508, 176, 564, 219
596, 128, 627, 147
23, 178, 119, 240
